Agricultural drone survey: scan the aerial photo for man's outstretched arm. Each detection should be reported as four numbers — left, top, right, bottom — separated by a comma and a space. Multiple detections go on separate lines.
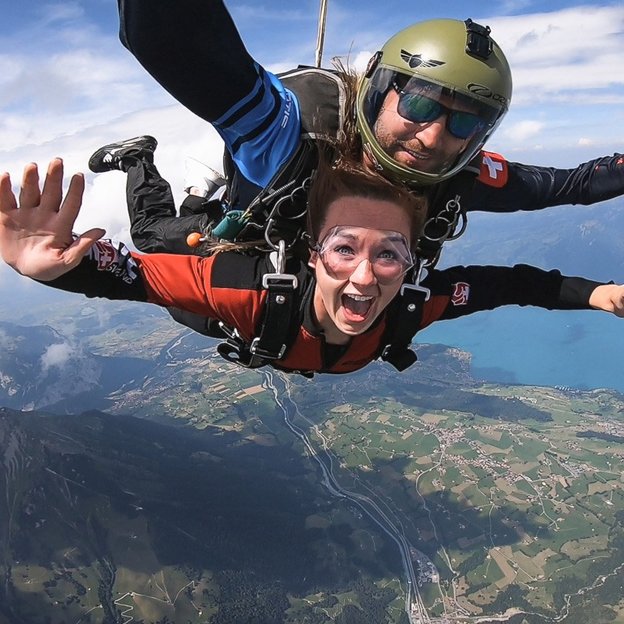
117, 0, 258, 122
471, 152, 624, 213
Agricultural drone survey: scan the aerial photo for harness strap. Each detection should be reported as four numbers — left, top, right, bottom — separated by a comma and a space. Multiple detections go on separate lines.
417, 163, 479, 266
216, 242, 298, 368
249, 269, 298, 359
222, 142, 317, 246
380, 265, 431, 372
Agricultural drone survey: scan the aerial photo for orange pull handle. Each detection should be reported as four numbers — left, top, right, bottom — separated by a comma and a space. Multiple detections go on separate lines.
186, 232, 205, 248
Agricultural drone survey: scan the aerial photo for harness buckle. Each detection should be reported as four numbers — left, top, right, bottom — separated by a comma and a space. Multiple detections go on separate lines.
401, 259, 431, 301
400, 281, 431, 302
263, 273, 298, 290
264, 239, 299, 289
216, 323, 266, 368
249, 337, 287, 360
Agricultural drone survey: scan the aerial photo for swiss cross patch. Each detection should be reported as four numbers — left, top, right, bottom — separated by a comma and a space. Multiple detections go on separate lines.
451, 282, 470, 306
477, 151, 508, 188
93, 240, 118, 270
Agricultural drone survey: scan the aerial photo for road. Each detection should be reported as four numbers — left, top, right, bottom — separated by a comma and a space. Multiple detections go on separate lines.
263, 370, 430, 624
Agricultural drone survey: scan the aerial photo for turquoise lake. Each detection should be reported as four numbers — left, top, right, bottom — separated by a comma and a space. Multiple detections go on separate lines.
417, 307, 624, 394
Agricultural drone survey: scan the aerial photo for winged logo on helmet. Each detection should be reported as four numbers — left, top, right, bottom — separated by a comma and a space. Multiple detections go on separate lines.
400, 49, 445, 69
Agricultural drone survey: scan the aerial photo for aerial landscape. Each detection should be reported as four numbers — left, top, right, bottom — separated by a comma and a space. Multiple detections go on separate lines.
0, 289, 622, 623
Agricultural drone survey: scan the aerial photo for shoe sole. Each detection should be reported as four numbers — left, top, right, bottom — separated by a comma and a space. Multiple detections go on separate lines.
88, 135, 158, 173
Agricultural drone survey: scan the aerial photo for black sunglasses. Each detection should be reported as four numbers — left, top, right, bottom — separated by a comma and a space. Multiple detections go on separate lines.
392, 81, 489, 140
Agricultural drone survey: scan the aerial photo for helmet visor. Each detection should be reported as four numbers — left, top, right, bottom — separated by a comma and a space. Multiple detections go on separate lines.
362, 68, 503, 178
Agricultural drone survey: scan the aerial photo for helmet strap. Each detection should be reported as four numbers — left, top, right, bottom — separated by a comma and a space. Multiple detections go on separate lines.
362, 142, 384, 172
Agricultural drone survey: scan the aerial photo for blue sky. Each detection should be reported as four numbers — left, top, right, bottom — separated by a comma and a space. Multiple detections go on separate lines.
0, 0, 623, 242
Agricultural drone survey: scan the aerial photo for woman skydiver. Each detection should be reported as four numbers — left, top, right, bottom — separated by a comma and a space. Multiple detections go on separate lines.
1, 157, 623, 376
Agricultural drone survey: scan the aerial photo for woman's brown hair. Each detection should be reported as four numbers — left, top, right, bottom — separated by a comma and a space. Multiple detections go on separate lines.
306, 154, 427, 248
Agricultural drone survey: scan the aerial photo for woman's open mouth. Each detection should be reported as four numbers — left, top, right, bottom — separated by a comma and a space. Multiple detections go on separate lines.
341, 293, 374, 321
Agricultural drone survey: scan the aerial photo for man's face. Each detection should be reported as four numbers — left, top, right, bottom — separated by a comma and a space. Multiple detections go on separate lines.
309, 196, 412, 345
371, 87, 476, 175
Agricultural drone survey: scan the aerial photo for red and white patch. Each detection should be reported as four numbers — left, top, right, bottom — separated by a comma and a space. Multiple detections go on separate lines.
93, 240, 118, 270
477, 151, 508, 188
451, 282, 470, 306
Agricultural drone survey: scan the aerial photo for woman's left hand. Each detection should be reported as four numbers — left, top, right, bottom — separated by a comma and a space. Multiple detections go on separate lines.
589, 283, 624, 318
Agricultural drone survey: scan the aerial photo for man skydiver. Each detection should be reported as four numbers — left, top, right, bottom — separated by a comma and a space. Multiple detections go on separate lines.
101, 4, 624, 266
91, 5, 624, 342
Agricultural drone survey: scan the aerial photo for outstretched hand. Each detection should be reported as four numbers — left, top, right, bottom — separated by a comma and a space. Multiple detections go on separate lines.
589, 284, 624, 318
0, 158, 105, 281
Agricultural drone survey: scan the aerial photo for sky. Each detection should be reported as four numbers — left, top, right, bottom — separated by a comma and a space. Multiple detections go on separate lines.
0, 1, 623, 393
0, 0, 623, 244
0, 0, 624, 242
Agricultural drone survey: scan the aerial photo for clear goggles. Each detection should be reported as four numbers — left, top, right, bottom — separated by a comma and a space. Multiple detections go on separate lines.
313, 226, 414, 285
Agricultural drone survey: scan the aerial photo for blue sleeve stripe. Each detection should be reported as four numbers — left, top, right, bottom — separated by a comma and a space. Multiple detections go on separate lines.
231, 80, 281, 154
213, 68, 302, 188
213, 62, 265, 128
219, 69, 268, 130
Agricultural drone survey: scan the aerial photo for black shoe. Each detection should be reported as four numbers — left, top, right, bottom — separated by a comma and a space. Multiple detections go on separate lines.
88, 135, 158, 173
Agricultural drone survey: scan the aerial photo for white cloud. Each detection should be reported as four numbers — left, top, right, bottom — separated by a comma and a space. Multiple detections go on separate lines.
499, 119, 545, 142
233, 5, 311, 22
37, 2, 86, 26
0, 48, 167, 151
350, 51, 374, 74
1, 103, 227, 246
0, 1, 175, 154
40, 342, 74, 372
497, 0, 533, 13
484, 5, 624, 102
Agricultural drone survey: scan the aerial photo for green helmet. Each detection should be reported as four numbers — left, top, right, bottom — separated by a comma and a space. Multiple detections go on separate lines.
356, 18, 512, 186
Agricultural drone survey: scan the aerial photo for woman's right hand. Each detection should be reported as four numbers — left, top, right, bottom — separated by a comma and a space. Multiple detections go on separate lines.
0, 158, 105, 281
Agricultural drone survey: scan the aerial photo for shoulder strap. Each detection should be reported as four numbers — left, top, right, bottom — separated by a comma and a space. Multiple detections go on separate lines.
217, 242, 299, 368
279, 66, 346, 139
380, 264, 431, 372
249, 248, 298, 359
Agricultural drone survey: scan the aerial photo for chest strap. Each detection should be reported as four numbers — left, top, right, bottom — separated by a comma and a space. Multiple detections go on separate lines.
380, 263, 431, 372
217, 241, 298, 368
